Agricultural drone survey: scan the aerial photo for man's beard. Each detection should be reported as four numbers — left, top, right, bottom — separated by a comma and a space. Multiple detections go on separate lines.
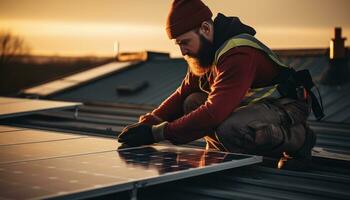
185, 34, 216, 76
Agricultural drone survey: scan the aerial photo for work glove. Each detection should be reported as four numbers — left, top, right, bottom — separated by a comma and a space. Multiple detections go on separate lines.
139, 113, 163, 125
118, 123, 155, 146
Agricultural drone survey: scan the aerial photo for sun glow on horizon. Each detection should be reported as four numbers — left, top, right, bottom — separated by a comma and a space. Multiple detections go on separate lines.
1, 0, 349, 57
0, 19, 176, 57
1, 19, 349, 57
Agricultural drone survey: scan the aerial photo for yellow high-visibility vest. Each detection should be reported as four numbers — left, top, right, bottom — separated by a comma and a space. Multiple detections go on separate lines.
212, 33, 290, 105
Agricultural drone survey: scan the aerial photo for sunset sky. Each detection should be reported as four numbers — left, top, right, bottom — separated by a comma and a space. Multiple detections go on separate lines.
1, 0, 349, 57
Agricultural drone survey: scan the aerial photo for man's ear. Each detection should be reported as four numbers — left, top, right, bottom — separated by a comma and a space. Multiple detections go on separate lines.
199, 21, 213, 40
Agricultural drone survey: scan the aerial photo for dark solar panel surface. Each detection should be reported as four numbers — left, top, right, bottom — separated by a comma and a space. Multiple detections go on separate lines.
0, 128, 261, 200
0, 136, 117, 165
0, 128, 84, 146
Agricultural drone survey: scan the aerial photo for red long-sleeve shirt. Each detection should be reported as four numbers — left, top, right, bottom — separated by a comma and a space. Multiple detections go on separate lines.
141, 46, 280, 144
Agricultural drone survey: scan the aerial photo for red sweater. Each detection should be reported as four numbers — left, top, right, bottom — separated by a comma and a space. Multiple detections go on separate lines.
140, 46, 280, 144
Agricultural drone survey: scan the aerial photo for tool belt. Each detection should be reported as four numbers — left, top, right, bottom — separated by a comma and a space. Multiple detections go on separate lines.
275, 68, 324, 121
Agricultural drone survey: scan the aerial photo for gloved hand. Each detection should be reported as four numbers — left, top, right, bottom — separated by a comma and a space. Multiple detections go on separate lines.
139, 113, 163, 125
117, 123, 155, 146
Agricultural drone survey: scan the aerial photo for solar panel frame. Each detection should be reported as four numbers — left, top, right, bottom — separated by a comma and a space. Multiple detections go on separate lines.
0, 127, 262, 200
0, 97, 81, 119
0, 146, 261, 199
0, 125, 25, 133
0, 137, 118, 165
38, 147, 262, 199
0, 98, 28, 104
0, 129, 86, 146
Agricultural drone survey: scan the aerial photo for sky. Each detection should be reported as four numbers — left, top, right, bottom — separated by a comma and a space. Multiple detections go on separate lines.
0, 0, 349, 57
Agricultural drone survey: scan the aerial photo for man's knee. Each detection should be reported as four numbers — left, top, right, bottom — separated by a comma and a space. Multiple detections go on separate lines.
183, 92, 207, 114
215, 103, 269, 147
216, 117, 307, 156
212, 98, 310, 157
215, 114, 255, 153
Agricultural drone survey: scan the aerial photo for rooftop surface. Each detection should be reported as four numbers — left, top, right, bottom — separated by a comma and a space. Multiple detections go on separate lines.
22, 50, 350, 123
2, 49, 350, 199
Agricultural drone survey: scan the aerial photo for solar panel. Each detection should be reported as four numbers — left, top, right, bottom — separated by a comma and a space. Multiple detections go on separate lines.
0, 97, 26, 104
0, 125, 25, 133
0, 97, 81, 119
0, 137, 118, 164
0, 144, 261, 200
23, 62, 135, 96
0, 129, 85, 146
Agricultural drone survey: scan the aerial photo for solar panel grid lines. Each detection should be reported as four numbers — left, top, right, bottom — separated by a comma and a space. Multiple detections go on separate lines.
0, 129, 86, 146
109, 146, 262, 190
57, 147, 259, 200
0, 134, 261, 200
0, 131, 119, 165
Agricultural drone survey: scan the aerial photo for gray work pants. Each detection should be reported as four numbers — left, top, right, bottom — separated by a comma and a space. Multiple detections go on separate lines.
183, 92, 312, 157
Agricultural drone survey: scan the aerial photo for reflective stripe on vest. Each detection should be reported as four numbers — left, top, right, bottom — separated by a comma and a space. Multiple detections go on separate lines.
213, 33, 289, 105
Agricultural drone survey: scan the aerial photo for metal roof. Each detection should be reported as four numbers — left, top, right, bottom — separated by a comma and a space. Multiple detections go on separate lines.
136, 164, 350, 200
21, 50, 350, 123
1, 102, 349, 199
1, 102, 349, 156
23, 61, 136, 96
53, 58, 188, 106
3, 49, 350, 199
280, 54, 350, 123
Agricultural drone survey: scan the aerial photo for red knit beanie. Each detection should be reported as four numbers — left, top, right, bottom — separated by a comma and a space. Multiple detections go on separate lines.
166, 0, 213, 39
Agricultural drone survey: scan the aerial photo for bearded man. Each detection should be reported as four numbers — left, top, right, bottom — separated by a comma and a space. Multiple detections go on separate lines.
118, 0, 324, 162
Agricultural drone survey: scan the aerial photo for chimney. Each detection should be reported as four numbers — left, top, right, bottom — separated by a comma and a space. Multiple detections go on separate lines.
321, 27, 349, 85
329, 27, 346, 59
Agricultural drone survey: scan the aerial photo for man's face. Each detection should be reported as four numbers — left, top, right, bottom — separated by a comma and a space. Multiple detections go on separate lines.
175, 29, 215, 76
175, 30, 200, 57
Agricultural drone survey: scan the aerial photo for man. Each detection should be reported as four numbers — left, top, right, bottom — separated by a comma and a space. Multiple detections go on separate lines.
118, 0, 324, 160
